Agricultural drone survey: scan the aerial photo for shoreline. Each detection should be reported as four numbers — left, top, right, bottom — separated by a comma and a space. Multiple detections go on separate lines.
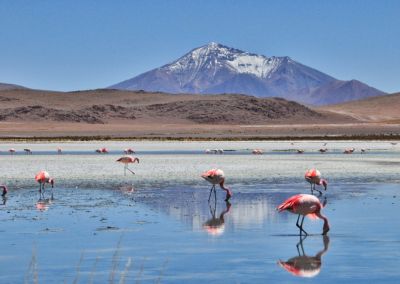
0, 134, 399, 142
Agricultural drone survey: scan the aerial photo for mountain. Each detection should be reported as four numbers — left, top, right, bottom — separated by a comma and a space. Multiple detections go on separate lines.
321, 92, 400, 122
0, 82, 27, 90
109, 42, 385, 105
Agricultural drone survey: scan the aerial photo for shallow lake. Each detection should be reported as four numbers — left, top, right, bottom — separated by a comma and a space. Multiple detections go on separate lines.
0, 141, 399, 283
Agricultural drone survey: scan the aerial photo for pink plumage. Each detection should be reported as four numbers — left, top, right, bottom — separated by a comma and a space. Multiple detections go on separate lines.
277, 194, 329, 235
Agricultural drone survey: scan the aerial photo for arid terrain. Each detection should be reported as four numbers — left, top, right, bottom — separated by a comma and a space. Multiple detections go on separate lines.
0, 88, 399, 138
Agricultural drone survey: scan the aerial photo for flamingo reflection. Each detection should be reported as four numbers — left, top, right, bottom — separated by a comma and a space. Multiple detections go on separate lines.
203, 201, 231, 236
36, 199, 52, 211
278, 235, 330, 278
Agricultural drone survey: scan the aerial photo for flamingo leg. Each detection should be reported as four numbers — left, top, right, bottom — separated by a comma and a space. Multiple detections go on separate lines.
296, 214, 301, 229
124, 164, 127, 176
126, 166, 135, 175
214, 186, 217, 201
299, 215, 308, 236
50, 185, 54, 200
208, 185, 215, 202
39, 184, 42, 200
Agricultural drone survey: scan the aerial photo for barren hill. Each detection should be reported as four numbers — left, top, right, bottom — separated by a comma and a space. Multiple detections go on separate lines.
321, 92, 400, 123
3, 88, 399, 138
0, 89, 352, 125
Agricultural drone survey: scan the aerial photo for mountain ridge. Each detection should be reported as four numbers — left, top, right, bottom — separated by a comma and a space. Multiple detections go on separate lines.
109, 42, 385, 105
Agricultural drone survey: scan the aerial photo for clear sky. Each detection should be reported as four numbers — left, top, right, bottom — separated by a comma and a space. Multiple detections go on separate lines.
0, 0, 399, 92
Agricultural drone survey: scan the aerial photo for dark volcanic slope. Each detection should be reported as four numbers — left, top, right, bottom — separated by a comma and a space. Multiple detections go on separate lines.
0, 89, 354, 125
0, 82, 27, 91
144, 96, 323, 124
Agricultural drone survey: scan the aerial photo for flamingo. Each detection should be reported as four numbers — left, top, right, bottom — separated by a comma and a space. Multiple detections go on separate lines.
1, 185, 8, 197
24, 148, 32, 154
9, 148, 15, 155
278, 235, 330, 278
124, 148, 135, 154
344, 147, 355, 154
305, 169, 327, 195
277, 194, 330, 235
361, 148, 366, 154
319, 148, 328, 153
57, 147, 62, 154
252, 149, 263, 155
116, 156, 139, 175
297, 149, 305, 154
201, 168, 232, 201
96, 147, 108, 154
35, 170, 55, 200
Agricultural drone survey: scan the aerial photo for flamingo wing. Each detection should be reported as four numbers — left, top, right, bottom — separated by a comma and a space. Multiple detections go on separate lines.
277, 194, 303, 212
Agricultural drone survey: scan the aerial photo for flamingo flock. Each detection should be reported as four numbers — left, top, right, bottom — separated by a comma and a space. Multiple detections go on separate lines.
2, 141, 398, 236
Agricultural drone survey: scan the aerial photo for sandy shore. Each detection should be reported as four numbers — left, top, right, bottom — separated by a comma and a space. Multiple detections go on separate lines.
1, 121, 400, 140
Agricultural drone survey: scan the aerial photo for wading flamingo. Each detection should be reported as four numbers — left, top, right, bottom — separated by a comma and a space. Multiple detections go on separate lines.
252, 149, 263, 155
9, 148, 15, 155
24, 148, 32, 154
278, 235, 330, 278
344, 147, 355, 154
201, 169, 232, 201
305, 169, 327, 195
319, 148, 328, 153
35, 170, 55, 200
1, 185, 8, 197
297, 149, 305, 154
124, 148, 135, 154
57, 147, 62, 154
277, 194, 330, 235
116, 156, 139, 175
96, 148, 108, 154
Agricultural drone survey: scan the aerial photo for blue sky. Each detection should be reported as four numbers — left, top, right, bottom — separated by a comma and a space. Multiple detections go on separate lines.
0, 0, 399, 92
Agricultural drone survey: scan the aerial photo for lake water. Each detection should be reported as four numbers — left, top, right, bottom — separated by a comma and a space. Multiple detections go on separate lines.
0, 141, 399, 283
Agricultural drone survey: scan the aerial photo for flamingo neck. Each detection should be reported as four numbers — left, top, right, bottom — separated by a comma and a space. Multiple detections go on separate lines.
1, 186, 7, 196
320, 179, 328, 190
321, 215, 330, 235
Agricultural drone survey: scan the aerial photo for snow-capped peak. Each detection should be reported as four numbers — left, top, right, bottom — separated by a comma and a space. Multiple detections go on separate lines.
164, 42, 284, 79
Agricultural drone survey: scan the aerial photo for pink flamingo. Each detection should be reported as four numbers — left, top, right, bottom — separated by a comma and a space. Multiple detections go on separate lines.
297, 149, 305, 154
124, 148, 135, 154
35, 170, 55, 200
1, 185, 8, 197
305, 169, 327, 195
116, 156, 139, 175
277, 194, 330, 235
319, 148, 328, 153
57, 147, 62, 154
9, 148, 15, 155
252, 149, 263, 155
96, 147, 108, 154
201, 169, 232, 201
344, 147, 355, 154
